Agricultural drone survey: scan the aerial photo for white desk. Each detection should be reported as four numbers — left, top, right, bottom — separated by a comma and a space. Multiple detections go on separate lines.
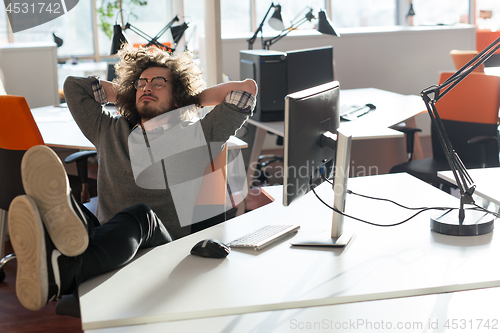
79, 173, 500, 331
87, 286, 500, 332
31, 105, 247, 151
31, 104, 95, 150
484, 66, 500, 76
248, 87, 424, 140
438, 167, 500, 206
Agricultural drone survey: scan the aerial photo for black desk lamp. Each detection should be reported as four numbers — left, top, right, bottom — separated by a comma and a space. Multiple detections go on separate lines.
110, 23, 128, 55
263, 9, 339, 50
110, 12, 183, 54
52, 32, 63, 47
247, 3, 284, 50
407, 1, 416, 16
171, 22, 189, 45
406, 1, 415, 26
420, 36, 500, 236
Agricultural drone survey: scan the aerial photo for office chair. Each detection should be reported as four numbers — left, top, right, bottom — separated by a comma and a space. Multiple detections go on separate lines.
0, 95, 97, 282
390, 72, 500, 188
255, 153, 283, 185
192, 144, 239, 232
450, 50, 485, 73
253, 133, 284, 186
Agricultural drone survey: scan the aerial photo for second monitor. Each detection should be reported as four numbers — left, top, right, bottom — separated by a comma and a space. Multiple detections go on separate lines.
286, 46, 334, 95
240, 46, 334, 122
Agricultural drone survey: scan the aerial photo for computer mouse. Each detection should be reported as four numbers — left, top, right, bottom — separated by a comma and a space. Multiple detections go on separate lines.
190, 239, 231, 258
365, 103, 376, 110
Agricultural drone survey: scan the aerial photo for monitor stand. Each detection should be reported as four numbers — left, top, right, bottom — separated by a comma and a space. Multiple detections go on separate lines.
292, 129, 354, 248
291, 230, 354, 247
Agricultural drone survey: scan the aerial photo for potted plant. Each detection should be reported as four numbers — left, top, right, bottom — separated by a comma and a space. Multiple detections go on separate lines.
97, 0, 147, 38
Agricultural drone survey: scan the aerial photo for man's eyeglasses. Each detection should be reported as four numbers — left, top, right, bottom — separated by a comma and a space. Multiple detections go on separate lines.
134, 76, 170, 90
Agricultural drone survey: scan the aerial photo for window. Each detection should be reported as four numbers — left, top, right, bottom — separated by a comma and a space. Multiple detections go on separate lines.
256, 0, 322, 33
11, 1, 94, 57
331, 0, 396, 28
182, 0, 204, 52
0, 7, 8, 43
97, 1, 174, 56
412, 0, 470, 26
476, 0, 500, 30
0, 0, 478, 60
220, 1, 333, 37
221, 0, 250, 34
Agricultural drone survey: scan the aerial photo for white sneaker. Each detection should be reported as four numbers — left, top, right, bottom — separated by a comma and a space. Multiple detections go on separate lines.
21, 145, 89, 257
9, 195, 62, 311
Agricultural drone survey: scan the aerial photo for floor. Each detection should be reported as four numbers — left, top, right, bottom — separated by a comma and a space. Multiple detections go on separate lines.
0, 241, 83, 333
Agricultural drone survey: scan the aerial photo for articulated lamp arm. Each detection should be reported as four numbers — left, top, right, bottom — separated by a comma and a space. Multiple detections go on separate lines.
420, 35, 500, 221
144, 15, 179, 50
247, 3, 280, 50
420, 89, 475, 212
263, 9, 315, 50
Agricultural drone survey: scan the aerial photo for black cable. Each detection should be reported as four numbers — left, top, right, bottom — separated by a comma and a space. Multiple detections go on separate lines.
311, 173, 498, 227
345, 182, 500, 219
310, 184, 456, 227
320, 172, 459, 211
321, 173, 334, 186
472, 203, 500, 219
347, 189, 434, 211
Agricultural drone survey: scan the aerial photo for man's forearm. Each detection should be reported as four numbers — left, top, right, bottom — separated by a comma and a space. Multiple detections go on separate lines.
100, 80, 119, 103
198, 79, 257, 107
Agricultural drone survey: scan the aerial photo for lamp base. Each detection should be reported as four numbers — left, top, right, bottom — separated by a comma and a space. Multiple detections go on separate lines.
430, 209, 494, 236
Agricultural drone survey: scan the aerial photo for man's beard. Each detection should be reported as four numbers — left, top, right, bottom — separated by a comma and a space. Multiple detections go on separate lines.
137, 100, 175, 122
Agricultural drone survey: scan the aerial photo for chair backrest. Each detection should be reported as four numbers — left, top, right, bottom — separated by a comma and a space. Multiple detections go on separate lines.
431, 72, 500, 166
188, 144, 230, 232
450, 50, 485, 73
0, 95, 44, 150
436, 72, 500, 124
195, 144, 228, 206
0, 95, 44, 210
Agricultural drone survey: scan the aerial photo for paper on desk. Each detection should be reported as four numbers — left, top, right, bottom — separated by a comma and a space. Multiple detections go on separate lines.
33, 114, 75, 122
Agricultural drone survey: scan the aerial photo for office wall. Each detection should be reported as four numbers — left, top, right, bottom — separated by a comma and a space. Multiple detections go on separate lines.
222, 25, 476, 95
0, 42, 60, 108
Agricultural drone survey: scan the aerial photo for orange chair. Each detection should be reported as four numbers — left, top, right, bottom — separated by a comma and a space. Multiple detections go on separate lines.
450, 50, 485, 73
0, 96, 44, 282
0, 95, 96, 282
191, 144, 235, 233
390, 72, 500, 187
195, 145, 228, 206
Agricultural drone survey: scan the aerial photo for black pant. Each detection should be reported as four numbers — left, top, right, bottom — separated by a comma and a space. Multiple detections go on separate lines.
62, 203, 172, 294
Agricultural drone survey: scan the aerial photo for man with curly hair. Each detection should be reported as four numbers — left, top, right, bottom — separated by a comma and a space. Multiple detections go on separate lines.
8, 46, 257, 311
66, 46, 256, 239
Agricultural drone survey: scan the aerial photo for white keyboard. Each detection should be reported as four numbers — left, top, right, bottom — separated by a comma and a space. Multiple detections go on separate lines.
340, 103, 376, 121
227, 225, 300, 251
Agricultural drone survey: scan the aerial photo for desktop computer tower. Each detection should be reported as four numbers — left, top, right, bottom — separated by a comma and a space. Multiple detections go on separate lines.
240, 50, 287, 122
240, 47, 334, 122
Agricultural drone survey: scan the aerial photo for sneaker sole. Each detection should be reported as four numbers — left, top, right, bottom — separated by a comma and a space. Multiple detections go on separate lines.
21, 145, 88, 257
9, 196, 48, 311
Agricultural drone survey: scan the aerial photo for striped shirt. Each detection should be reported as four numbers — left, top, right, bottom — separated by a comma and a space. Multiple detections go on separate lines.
224, 90, 256, 113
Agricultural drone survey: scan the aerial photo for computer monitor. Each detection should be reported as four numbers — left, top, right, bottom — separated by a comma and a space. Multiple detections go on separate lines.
286, 46, 334, 95
107, 63, 117, 82
283, 81, 353, 246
